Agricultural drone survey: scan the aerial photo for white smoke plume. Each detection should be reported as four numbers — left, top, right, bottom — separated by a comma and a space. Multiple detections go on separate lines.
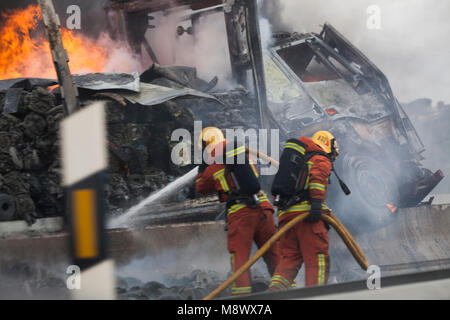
145, 8, 236, 89
96, 34, 144, 74
260, 0, 450, 104
260, 0, 450, 194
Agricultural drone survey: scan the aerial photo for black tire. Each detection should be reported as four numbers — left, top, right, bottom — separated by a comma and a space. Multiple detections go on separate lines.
329, 153, 399, 233
0, 193, 16, 222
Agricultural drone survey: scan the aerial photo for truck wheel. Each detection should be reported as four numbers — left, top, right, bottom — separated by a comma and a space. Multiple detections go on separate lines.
332, 154, 399, 233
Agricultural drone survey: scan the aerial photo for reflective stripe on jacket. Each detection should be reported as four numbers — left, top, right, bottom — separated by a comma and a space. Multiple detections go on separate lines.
278, 200, 330, 219
277, 137, 332, 223
195, 144, 273, 215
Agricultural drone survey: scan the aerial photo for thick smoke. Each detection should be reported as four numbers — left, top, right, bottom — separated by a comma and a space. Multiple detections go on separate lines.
116, 237, 279, 291
145, 8, 236, 89
0, 259, 71, 299
96, 33, 144, 74
54, 0, 144, 75
0, 0, 108, 37
257, 0, 275, 52
403, 99, 450, 194
0, 1, 144, 77
116, 236, 230, 284
53, 0, 108, 38
260, 0, 449, 189
260, 0, 450, 104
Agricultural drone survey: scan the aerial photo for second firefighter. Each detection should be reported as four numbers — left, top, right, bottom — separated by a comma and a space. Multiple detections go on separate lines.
269, 131, 340, 289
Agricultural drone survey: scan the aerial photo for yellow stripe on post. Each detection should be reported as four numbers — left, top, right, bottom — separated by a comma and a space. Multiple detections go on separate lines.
73, 189, 98, 259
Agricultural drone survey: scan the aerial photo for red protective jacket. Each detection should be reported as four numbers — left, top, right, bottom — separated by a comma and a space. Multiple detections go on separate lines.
277, 136, 332, 224
195, 141, 273, 220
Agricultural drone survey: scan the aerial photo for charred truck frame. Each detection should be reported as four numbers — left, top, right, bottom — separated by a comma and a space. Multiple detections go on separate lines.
264, 24, 444, 229
104, 0, 442, 230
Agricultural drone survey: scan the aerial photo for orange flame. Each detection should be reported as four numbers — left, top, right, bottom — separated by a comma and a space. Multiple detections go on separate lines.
0, 5, 109, 79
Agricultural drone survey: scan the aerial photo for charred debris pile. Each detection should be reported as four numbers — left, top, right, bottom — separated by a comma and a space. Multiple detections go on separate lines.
116, 269, 271, 300
0, 64, 260, 224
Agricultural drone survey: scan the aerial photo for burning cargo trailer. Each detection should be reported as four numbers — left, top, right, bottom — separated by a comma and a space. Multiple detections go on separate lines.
0, 66, 262, 223
0, 0, 270, 224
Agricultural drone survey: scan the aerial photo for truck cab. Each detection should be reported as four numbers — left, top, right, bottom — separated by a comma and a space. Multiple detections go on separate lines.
264, 24, 443, 230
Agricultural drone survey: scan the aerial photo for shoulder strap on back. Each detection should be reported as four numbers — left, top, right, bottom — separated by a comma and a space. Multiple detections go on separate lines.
305, 150, 330, 161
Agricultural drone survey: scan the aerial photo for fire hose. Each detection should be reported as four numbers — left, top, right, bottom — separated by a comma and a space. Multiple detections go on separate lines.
203, 148, 369, 300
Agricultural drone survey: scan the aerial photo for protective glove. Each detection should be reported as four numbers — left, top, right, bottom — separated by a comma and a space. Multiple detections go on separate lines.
305, 199, 322, 223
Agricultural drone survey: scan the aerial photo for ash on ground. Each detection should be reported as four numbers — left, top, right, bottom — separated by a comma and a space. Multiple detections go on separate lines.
0, 259, 270, 300
115, 270, 270, 300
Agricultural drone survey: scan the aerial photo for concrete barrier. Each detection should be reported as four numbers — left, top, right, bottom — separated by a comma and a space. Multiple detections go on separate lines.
1, 203, 449, 288
329, 203, 450, 281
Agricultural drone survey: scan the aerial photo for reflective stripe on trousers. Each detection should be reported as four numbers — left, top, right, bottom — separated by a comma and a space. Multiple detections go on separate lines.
278, 200, 330, 219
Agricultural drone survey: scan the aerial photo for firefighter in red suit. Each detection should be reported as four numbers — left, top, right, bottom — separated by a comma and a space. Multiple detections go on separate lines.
269, 131, 339, 289
195, 127, 280, 296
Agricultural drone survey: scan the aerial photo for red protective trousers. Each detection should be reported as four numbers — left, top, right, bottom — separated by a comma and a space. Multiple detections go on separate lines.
269, 214, 329, 289
227, 206, 279, 296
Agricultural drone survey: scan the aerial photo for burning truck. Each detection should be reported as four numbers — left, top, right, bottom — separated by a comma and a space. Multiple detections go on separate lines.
103, 0, 443, 230
263, 24, 444, 230
0, 0, 443, 231
0, 0, 448, 300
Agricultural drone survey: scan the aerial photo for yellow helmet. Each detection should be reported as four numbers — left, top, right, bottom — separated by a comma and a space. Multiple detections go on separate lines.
311, 130, 337, 155
198, 127, 225, 150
